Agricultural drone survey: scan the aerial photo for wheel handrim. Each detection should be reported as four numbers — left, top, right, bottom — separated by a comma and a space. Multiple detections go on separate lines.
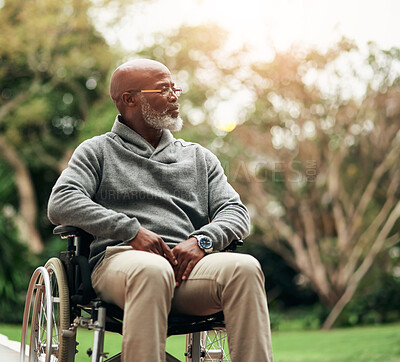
31, 268, 60, 361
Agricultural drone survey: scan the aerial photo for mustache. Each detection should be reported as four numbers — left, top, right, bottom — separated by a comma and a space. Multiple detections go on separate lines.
166, 103, 180, 111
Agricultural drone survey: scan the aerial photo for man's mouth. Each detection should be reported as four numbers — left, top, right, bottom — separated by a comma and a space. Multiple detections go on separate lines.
167, 105, 180, 116
168, 105, 180, 112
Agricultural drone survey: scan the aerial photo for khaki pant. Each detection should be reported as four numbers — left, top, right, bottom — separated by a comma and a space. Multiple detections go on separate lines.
91, 246, 273, 362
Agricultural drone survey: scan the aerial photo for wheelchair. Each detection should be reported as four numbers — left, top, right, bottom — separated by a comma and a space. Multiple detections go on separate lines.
20, 225, 243, 362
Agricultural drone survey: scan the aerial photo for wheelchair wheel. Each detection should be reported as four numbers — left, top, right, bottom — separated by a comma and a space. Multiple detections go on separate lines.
201, 329, 230, 362
29, 258, 71, 362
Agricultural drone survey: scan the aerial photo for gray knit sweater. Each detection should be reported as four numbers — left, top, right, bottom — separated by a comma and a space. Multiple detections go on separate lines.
48, 116, 250, 270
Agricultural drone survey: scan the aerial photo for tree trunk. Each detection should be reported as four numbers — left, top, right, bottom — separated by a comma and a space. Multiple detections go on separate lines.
0, 135, 43, 253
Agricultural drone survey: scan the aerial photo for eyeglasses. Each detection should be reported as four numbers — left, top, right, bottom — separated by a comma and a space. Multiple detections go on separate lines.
126, 86, 182, 97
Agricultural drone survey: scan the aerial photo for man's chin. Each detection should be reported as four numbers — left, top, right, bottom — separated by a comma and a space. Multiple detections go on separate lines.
166, 116, 183, 132
143, 112, 183, 132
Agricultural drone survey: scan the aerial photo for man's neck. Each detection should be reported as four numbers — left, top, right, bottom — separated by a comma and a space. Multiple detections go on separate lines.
120, 116, 162, 148
142, 129, 163, 149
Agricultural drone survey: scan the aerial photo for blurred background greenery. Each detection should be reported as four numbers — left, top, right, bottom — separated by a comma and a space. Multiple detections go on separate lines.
0, 0, 399, 337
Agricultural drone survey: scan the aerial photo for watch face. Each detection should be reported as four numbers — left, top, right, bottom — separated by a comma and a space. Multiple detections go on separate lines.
199, 236, 212, 250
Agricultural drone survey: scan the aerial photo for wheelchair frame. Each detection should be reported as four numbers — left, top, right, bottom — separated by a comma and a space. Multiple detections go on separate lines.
20, 226, 242, 362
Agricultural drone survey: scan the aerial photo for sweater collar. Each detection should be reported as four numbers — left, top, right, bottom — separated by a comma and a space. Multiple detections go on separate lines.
111, 115, 177, 161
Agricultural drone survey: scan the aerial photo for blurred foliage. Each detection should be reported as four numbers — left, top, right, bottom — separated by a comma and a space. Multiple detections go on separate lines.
0, 161, 17, 206
0, 204, 37, 323
337, 247, 400, 327
0, 0, 116, 151
0, 0, 117, 322
0, 0, 117, 251
0, 162, 30, 323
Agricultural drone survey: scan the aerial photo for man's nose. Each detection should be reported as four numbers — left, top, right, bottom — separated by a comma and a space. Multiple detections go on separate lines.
168, 92, 178, 102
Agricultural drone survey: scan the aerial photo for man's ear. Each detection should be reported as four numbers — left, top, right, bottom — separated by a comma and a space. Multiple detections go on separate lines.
121, 92, 136, 107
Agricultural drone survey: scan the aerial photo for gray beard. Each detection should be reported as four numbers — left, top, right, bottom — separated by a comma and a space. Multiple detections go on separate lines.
140, 95, 183, 132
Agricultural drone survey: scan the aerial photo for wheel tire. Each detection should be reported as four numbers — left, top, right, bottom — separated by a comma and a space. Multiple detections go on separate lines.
200, 329, 231, 362
29, 258, 71, 362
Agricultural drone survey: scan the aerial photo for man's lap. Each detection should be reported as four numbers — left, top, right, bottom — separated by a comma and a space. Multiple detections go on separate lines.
91, 246, 260, 315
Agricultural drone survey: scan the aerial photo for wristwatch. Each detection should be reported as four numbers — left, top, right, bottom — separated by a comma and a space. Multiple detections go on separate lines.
193, 235, 213, 254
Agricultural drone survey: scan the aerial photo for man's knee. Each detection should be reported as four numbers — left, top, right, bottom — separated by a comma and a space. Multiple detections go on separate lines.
217, 254, 264, 285
125, 254, 175, 291
240, 254, 263, 277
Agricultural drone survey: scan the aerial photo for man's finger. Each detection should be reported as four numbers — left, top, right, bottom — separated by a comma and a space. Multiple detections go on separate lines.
181, 260, 195, 281
175, 258, 189, 286
161, 241, 177, 265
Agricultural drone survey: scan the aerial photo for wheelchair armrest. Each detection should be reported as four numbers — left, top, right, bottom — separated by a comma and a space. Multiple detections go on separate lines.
53, 225, 88, 239
222, 239, 243, 252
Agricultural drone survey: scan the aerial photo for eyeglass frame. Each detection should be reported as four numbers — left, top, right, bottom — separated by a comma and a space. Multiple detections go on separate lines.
126, 87, 182, 97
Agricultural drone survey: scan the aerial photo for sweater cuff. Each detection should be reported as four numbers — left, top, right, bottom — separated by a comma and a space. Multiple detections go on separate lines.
119, 218, 141, 242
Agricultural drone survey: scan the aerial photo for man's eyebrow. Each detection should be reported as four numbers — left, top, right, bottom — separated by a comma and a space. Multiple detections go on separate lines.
154, 81, 175, 87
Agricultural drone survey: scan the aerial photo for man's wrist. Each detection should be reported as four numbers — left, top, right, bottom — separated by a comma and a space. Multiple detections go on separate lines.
193, 234, 213, 254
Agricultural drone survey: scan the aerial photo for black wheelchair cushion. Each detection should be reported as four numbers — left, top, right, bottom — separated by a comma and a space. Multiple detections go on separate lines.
102, 302, 225, 336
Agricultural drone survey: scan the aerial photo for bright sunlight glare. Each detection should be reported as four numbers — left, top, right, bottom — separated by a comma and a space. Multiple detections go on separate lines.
217, 120, 237, 133
92, 0, 400, 136
214, 101, 238, 133
98, 0, 400, 57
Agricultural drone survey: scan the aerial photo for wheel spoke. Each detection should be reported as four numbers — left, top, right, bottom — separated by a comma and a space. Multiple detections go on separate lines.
201, 329, 230, 361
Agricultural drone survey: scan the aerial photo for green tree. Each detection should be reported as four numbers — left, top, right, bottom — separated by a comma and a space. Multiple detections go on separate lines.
0, 0, 116, 252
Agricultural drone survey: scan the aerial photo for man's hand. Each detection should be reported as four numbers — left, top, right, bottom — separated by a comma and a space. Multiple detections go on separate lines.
172, 237, 205, 287
129, 227, 177, 266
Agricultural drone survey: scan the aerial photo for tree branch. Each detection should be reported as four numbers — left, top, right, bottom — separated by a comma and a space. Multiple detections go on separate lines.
322, 200, 400, 329
348, 142, 399, 243
340, 171, 400, 285
326, 149, 348, 252
300, 200, 331, 297
272, 218, 313, 279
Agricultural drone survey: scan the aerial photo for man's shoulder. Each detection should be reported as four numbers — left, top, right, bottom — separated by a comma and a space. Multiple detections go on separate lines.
174, 138, 213, 154
173, 138, 211, 153
174, 138, 219, 164
72, 133, 115, 159
77, 132, 115, 149
173, 138, 197, 148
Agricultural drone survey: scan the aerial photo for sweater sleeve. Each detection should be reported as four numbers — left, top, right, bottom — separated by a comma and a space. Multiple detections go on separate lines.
47, 138, 140, 241
190, 150, 251, 251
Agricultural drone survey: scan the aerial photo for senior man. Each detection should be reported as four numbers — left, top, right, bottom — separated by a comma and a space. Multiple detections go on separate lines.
48, 59, 273, 362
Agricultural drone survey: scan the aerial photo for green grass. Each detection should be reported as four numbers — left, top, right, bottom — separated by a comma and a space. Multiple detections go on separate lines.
272, 324, 400, 362
2, 323, 400, 361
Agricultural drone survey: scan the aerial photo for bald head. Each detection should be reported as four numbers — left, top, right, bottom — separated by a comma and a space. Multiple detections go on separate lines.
110, 59, 171, 104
